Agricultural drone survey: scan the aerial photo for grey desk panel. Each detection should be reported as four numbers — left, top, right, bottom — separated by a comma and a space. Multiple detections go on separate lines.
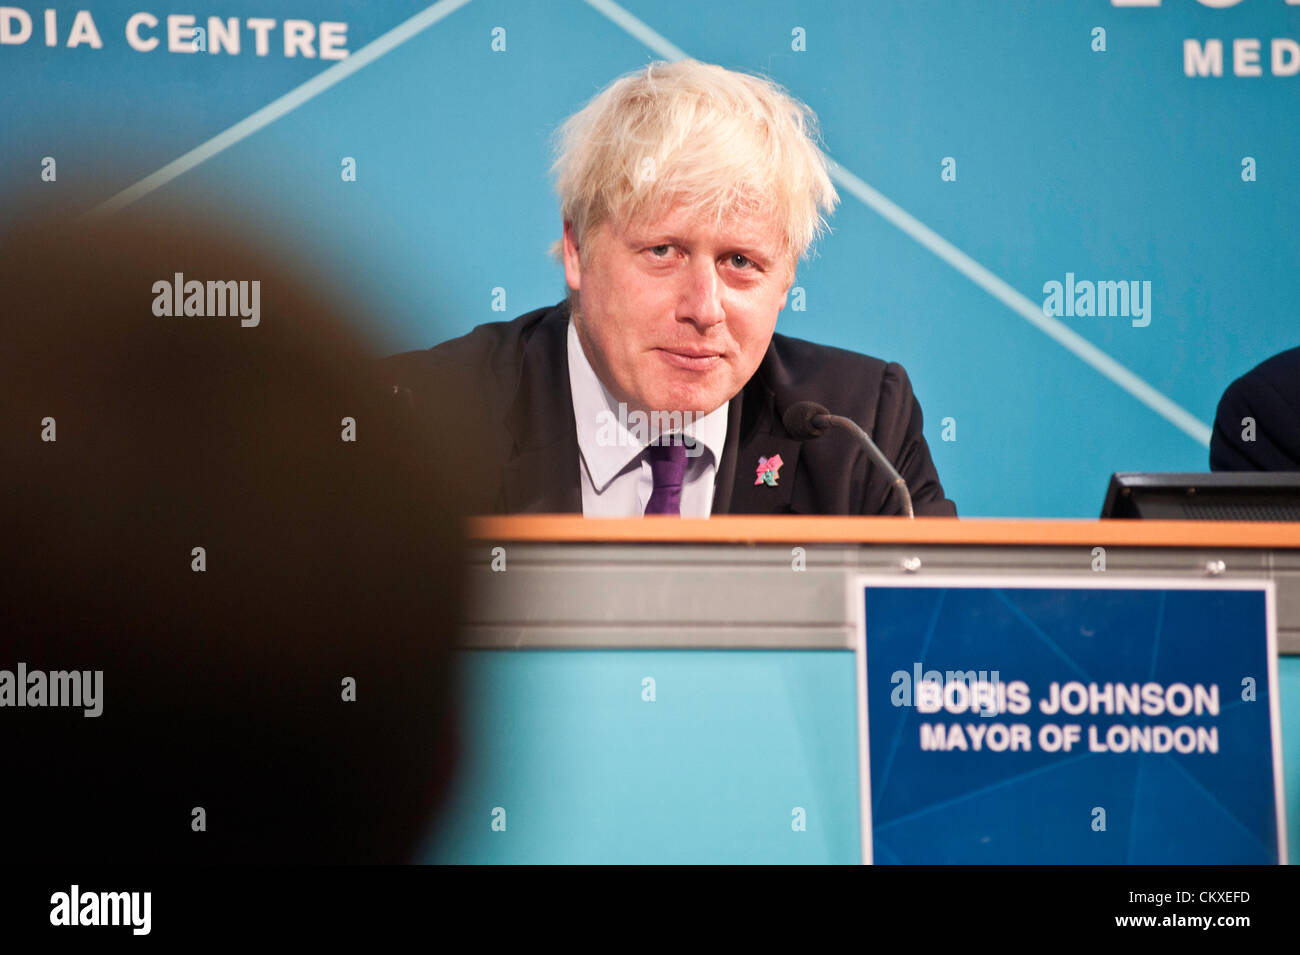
469, 542, 1272, 573
463, 541, 1300, 653
1274, 569, 1300, 655
1272, 550, 1300, 570
850, 546, 1270, 574
468, 542, 860, 567
460, 624, 854, 649
464, 566, 849, 626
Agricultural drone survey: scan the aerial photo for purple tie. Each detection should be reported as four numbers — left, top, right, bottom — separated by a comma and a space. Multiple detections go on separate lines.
644, 438, 689, 516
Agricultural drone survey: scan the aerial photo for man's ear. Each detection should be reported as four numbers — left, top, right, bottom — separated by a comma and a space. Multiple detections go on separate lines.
562, 220, 582, 294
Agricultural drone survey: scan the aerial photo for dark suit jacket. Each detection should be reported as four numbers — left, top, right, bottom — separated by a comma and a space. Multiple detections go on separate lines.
378, 300, 957, 516
1210, 346, 1300, 471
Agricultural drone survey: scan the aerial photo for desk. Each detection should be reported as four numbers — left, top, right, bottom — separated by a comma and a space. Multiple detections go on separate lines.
423, 518, 1300, 863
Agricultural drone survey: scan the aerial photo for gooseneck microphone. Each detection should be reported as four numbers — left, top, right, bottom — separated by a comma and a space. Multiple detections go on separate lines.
782, 400, 915, 519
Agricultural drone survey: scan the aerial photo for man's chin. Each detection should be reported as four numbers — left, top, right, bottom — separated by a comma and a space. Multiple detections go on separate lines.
637, 389, 732, 417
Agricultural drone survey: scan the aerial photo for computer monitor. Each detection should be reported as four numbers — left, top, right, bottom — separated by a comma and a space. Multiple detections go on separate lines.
1101, 472, 1300, 521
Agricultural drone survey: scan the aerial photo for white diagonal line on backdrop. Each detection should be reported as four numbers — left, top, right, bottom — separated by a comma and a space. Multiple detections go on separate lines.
85, 0, 475, 219
583, 0, 1212, 448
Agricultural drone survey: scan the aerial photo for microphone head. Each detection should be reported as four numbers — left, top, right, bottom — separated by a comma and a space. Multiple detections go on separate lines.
782, 400, 831, 439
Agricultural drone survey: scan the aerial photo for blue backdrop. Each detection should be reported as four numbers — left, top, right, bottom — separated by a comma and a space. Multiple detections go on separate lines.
4, 0, 1297, 516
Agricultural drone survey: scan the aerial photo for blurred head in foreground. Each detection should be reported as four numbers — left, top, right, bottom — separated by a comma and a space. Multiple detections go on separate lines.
0, 203, 466, 863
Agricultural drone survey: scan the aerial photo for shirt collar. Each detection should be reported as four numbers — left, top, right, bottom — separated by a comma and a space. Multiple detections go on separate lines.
567, 316, 729, 493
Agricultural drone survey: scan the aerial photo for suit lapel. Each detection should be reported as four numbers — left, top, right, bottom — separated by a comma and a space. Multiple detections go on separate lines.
714, 348, 803, 515
501, 304, 583, 513
726, 431, 803, 514
710, 390, 743, 514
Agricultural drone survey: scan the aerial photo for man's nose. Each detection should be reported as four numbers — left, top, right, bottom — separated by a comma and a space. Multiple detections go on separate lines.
677, 258, 725, 328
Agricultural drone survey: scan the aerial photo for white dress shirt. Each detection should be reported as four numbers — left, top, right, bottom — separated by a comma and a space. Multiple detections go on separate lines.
567, 317, 729, 517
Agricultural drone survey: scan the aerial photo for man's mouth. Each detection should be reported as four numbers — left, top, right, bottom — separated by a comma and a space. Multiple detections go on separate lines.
657, 348, 722, 371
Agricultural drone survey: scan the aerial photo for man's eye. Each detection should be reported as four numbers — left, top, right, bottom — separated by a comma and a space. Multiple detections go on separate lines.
729, 254, 754, 269
649, 245, 673, 257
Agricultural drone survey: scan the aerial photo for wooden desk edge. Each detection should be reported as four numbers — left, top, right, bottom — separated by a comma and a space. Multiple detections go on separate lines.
463, 515, 1300, 548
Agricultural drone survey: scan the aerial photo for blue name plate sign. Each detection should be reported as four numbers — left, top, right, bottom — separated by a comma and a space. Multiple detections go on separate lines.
852, 576, 1285, 864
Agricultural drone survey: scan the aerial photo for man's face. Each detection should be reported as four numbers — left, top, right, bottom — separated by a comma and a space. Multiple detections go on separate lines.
562, 202, 793, 416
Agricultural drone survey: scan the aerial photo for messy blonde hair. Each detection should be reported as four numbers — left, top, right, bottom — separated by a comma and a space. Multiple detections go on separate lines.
548, 59, 839, 281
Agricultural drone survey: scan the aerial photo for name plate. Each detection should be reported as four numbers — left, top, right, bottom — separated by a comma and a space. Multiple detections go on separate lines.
851, 575, 1285, 864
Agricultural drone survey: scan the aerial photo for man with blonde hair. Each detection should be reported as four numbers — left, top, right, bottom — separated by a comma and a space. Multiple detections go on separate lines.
383, 59, 956, 517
